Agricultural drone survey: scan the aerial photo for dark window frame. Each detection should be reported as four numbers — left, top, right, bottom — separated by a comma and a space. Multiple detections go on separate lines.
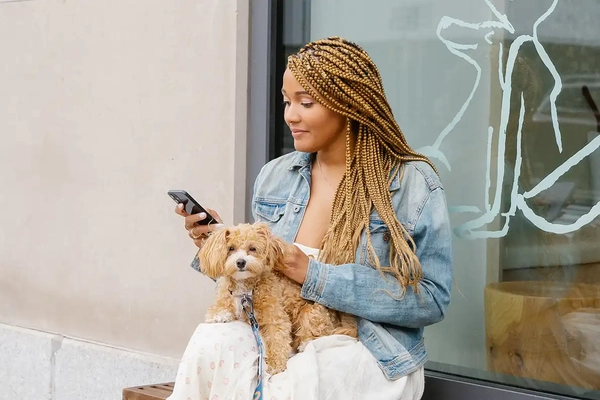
245, 0, 282, 220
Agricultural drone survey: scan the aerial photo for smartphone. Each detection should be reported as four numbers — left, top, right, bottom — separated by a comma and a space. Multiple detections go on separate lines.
167, 190, 217, 225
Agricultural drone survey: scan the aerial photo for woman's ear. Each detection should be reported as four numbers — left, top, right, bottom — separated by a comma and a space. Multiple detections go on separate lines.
198, 227, 230, 279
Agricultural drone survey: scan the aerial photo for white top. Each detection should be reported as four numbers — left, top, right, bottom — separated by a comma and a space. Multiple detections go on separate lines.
294, 242, 320, 259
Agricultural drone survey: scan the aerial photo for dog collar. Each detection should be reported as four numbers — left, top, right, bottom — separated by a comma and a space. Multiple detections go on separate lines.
229, 288, 253, 298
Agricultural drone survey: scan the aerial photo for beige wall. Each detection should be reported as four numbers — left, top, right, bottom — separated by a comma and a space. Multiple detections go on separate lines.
0, 0, 249, 358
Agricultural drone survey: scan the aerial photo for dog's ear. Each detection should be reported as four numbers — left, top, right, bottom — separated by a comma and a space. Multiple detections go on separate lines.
269, 235, 293, 272
253, 222, 271, 235
252, 222, 289, 271
198, 227, 230, 279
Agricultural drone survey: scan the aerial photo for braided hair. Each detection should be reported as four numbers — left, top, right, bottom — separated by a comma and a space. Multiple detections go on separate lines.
287, 36, 437, 293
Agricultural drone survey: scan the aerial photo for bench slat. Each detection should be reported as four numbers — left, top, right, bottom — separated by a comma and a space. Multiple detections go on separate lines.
122, 382, 174, 400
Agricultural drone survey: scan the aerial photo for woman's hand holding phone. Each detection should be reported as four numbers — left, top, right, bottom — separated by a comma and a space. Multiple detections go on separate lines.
174, 204, 224, 248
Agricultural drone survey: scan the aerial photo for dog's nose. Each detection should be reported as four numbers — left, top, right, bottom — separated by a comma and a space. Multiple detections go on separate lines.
236, 259, 246, 269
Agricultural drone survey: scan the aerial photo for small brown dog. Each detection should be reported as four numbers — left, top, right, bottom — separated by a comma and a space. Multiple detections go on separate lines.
198, 222, 357, 374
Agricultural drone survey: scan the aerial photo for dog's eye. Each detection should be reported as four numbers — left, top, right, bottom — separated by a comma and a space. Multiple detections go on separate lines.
228, 246, 235, 252
249, 246, 256, 252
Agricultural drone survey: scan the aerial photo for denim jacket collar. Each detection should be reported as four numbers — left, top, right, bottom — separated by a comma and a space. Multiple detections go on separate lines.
288, 151, 402, 191
288, 151, 312, 170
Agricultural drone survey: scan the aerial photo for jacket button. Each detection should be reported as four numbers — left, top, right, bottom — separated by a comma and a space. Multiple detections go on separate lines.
383, 233, 390, 241
293, 205, 301, 212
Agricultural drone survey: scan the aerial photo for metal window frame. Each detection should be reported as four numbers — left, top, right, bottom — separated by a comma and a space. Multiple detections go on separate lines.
423, 371, 585, 400
245, 0, 281, 221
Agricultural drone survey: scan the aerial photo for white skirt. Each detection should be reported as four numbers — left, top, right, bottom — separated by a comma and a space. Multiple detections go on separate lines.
167, 321, 424, 400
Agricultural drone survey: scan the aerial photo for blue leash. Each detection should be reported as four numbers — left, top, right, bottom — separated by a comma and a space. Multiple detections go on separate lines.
241, 294, 264, 400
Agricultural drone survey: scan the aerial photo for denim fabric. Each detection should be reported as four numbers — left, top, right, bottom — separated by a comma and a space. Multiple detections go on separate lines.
250, 151, 453, 380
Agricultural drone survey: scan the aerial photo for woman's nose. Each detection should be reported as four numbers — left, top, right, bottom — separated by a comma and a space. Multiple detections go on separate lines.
284, 104, 301, 125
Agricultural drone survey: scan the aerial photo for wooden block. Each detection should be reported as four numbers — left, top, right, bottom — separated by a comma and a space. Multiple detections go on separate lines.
122, 382, 174, 400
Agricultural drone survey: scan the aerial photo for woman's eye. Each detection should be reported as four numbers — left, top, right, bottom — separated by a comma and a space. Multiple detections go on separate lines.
282, 100, 290, 107
249, 247, 257, 252
301, 102, 313, 108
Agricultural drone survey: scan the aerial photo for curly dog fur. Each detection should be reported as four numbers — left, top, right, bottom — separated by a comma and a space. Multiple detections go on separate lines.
198, 222, 357, 373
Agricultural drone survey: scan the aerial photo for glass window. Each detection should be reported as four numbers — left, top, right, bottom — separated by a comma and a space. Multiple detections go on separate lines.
276, 0, 600, 398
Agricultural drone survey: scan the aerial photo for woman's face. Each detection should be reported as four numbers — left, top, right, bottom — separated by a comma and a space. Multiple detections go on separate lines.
281, 68, 347, 154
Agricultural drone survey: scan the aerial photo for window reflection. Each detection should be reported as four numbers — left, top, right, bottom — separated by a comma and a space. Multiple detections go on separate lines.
277, 0, 600, 397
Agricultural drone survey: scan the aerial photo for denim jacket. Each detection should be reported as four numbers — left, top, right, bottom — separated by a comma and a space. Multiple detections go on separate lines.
249, 151, 453, 380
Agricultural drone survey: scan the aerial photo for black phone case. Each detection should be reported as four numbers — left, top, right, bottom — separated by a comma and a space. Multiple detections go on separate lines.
167, 190, 216, 225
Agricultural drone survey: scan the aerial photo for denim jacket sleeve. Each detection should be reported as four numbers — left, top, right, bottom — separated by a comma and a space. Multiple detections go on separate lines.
301, 186, 453, 328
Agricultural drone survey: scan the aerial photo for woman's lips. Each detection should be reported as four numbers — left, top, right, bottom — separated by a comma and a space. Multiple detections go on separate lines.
291, 129, 308, 138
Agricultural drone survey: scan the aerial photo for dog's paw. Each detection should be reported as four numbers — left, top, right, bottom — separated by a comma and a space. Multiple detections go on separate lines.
265, 358, 287, 375
206, 310, 234, 323
297, 340, 310, 353
332, 326, 358, 339
268, 364, 286, 375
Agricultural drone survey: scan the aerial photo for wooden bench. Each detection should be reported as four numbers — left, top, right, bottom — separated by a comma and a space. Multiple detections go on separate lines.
122, 382, 174, 400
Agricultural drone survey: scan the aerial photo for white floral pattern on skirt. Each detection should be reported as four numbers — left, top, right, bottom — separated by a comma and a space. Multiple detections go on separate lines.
167, 321, 424, 400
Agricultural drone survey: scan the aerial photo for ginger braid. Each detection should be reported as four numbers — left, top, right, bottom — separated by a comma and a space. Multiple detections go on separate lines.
287, 36, 438, 294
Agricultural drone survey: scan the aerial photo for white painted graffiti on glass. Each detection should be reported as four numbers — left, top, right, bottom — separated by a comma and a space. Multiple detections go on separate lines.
419, 0, 600, 239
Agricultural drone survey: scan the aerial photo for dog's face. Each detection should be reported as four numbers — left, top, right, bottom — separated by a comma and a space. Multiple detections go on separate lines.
198, 222, 289, 280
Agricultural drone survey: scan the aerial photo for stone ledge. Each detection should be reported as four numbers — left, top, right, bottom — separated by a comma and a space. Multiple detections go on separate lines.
0, 323, 179, 400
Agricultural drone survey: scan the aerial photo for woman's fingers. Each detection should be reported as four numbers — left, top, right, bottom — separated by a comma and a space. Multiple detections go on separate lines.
206, 208, 223, 224
175, 202, 224, 249
184, 213, 209, 230
188, 226, 209, 239
174, 203, 188, 216
188, 222, 224, 238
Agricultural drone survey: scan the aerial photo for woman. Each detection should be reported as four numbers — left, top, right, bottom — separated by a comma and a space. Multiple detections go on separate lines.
169, 36, 453, 400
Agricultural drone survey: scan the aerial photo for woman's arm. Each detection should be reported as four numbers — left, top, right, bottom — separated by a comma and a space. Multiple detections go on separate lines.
299, 187, 453, 328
